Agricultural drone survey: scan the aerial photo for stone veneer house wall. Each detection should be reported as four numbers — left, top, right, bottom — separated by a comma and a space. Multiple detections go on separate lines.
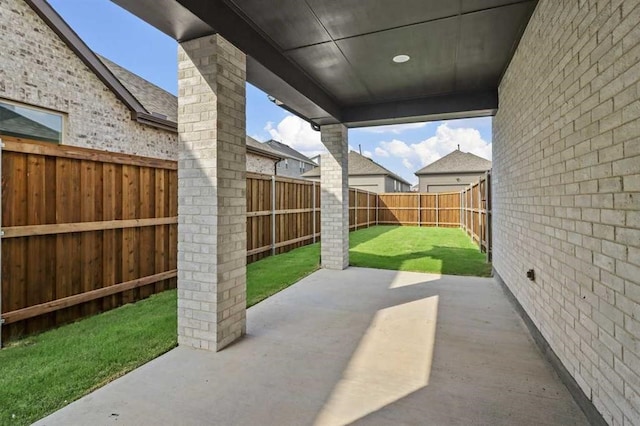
245, 136, 282, 174
0, 0, 177, 159
0, 0, 285, 177
494, 1, 640, 424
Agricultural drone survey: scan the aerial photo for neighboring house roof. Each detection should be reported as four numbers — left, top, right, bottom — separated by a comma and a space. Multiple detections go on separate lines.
25, 0, 176, 131
246, 136, 283, 161
264, 140, 315, 164
415, 149, 492, 175
98, 55, 178, 123
302, 151, 411, 186
0, 104, 60, 142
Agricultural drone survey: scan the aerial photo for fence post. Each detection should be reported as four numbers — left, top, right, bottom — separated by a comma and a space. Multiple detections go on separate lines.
0, 137, 3, 347
312, 182, 316, 244
271, 175, 276, 256
367, 192, 370, 227
459, 191, 463, 230
417, 193, 421, 227
464, 189, 468, 235
354, 188, 358, 230
470, 184, 475, 243
376, 194, 379, 225
485, 171, 491, 262
435, 193, 439, 227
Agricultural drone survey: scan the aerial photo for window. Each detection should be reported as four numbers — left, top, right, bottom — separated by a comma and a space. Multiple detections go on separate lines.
0, 100, 63, 143
394, 180, 398, 191
284, 159, 289, 169
299, 161, 305, 173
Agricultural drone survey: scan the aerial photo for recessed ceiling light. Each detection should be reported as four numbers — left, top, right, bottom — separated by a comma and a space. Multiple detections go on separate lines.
393, 54, 410, 63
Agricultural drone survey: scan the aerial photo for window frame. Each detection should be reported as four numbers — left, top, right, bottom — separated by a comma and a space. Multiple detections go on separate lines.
0, 98, 65, 144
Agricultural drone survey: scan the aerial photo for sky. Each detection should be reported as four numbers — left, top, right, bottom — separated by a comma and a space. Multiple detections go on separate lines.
48, 0, 492, 185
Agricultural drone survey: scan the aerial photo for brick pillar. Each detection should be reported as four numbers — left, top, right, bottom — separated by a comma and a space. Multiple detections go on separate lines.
177, 34, 246, 351
320, 124, 349, 270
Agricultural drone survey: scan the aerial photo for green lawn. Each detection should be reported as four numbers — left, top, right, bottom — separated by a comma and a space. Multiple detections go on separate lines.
0, 290, 178, 426
350, 226, 492, 277
247, 243, 320, 306
0, 247, 320, 426
0, 225, 487, 425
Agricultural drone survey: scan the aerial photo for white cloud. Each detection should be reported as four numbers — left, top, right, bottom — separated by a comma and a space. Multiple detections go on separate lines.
380, 139, 413, 158
375, 123, 492, 171
402, 158, 414, 169
363, 150, 372, 158
413, 124, 492, 166
265, 115, 327, 157
374, 147, 389, 157
359, 122, 427, 134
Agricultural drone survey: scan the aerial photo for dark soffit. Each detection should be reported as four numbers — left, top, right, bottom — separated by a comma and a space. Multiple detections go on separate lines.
110, 0, 538, 128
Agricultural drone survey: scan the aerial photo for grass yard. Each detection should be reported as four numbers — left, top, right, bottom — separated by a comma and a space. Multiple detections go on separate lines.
0, 246, 320, 426
0, 290, 178, 426
350, 226, 492, 277
0, 225, 487, 425
247, 243, 320, 306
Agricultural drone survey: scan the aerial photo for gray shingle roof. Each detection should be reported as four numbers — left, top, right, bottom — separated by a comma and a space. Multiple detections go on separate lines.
303, 151, 411, 185
246, 136, 283, 160
0, 104, 60, 142
98, 55, 178, 123
264, 140, 315, 164
414, 149, 491, 175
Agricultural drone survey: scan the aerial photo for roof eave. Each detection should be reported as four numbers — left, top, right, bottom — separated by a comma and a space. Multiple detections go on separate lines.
26, 0, 176, 133
133, 112, 178, 132
247, 146, 283, 161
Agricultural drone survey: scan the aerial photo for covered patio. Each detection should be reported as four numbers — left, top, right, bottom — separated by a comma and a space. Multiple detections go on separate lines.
36, 267, 587, 425
75, 0, 638, 424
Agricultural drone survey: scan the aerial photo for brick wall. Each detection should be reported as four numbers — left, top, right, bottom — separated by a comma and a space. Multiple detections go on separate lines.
177, 34, 247, 351
494, 1, 640, 425
0, 0, 176, 160
320, 124, 349, 270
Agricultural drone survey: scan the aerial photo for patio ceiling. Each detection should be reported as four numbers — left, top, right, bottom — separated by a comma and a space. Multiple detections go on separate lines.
112, 0, 538, 127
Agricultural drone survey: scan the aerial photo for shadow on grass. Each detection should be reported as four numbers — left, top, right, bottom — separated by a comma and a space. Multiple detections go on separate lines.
350, 245, 492, 277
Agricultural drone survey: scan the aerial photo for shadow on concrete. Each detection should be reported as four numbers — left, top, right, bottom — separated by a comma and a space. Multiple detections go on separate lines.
350, 245, 492, 277
35, 268, 588, 426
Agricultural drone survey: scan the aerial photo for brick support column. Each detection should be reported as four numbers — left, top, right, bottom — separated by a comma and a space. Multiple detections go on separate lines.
177, 34, 247, 351
320, 124, 349, 270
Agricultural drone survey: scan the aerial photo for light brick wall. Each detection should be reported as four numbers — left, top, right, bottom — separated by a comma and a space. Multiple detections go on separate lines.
247, 152, 276, 174
0, 0, 176, 159
320, 124, 349, 270
177, 34, 247, 351
494, 1, 640, 424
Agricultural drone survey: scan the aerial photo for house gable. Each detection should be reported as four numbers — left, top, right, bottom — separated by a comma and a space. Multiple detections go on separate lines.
0, 0, 176, 159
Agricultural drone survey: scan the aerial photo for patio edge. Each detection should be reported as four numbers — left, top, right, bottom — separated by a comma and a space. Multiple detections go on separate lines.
493, 270, 608, 426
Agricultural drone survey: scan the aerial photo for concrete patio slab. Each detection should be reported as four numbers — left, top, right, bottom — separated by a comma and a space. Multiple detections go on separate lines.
35, 267, 588, 426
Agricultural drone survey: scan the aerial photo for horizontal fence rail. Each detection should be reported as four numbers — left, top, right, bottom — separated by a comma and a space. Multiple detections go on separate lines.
1, 138, 490, 344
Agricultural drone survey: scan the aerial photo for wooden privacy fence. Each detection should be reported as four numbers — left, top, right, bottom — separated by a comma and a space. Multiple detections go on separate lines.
1, 137, 177, 343
461, 172, 491, 259
0, 139, 490, 343
246, 173, 377, 263
246, 172, 491, 261
377, 192, 462, 227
